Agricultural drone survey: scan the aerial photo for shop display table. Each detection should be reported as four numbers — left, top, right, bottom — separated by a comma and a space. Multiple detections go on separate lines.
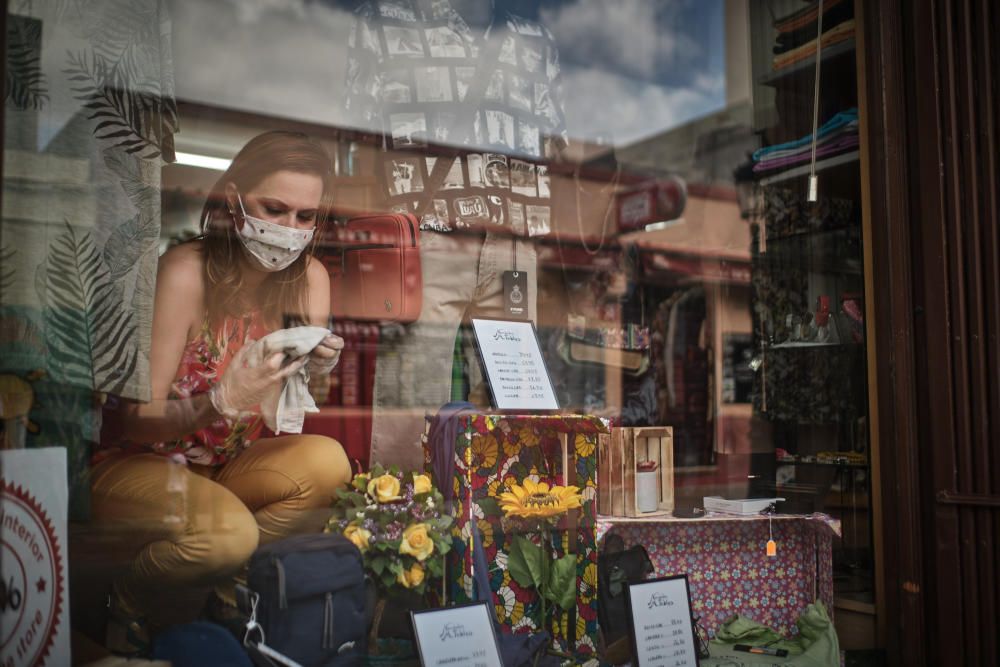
597, 513, 840, 638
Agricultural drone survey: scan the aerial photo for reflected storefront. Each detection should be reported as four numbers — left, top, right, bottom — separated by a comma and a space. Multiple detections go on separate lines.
2, 1, 998, 665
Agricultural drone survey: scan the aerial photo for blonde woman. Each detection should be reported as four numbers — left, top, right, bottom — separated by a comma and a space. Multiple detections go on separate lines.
93, 131, 351, 654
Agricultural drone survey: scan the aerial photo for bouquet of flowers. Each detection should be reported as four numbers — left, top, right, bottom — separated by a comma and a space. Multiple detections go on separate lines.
326, 465, 453, 597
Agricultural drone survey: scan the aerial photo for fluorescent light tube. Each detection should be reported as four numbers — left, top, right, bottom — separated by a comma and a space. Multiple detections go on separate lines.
173, 151, 231, 171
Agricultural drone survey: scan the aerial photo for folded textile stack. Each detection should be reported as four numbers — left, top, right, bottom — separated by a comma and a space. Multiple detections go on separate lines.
772, 0, 856, 70
752, 108, 858, 174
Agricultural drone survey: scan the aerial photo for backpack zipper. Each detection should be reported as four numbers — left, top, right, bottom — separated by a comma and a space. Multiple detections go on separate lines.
322, 592, 334, 650
274, 556, 288, 610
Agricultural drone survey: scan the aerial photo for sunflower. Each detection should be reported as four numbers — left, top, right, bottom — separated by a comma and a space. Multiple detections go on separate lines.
498, 478, 582, 519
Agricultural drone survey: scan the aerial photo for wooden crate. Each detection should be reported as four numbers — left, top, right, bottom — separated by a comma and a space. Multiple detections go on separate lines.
598, 426, 674, 517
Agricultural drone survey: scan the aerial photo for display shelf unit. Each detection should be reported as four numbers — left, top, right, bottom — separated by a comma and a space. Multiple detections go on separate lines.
758, 38, 857, 86
758, 150, 860, 185
748, 0, 875, 647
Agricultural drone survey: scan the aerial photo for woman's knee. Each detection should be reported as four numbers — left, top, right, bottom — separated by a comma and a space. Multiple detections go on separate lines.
193, 509, 259, 576
290, 435, 352, 500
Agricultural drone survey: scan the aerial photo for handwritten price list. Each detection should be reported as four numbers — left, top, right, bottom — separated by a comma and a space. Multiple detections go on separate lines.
472, 319, 557, 410
412, 606, 502, 667
628, 580, 697, 667
490, 351, 547, 400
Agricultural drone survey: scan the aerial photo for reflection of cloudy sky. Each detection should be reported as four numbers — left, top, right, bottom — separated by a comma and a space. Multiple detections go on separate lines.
170, 0, 724, 147
170, 0, 355, 126
540, 0, 726, 144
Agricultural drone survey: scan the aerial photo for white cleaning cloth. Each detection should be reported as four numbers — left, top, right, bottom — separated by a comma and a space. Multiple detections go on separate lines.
245, 326, 331, 434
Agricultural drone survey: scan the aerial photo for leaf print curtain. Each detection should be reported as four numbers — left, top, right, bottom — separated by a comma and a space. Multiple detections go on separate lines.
2, 0, 175, 516
2, 0, 176, 402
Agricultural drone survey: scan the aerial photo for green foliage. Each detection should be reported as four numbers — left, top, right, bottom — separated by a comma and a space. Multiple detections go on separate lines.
63, 46, 177, 161
0, 247, 15, 293
545, 555, 578, 610
42, 222, 138, 395
6, 16, 48, 111
508, 535, 545, 589
507, 528, 579, 625
476, 496, 501, 517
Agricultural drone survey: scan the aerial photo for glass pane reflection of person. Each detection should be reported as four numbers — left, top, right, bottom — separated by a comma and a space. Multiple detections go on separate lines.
92, 131, 351, 655
345, 0, 568, 470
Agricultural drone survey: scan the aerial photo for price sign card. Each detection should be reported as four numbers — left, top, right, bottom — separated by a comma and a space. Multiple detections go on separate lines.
626, 575, 700, 667
471, 318, 559, 411
411, 602, 503, 667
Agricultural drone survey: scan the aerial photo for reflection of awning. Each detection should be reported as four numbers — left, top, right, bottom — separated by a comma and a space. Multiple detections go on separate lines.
537, 241, 621, 271
641, 251, 751, 284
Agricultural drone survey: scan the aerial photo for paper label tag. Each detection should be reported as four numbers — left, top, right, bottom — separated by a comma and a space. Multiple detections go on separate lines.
502, 270, 528, 319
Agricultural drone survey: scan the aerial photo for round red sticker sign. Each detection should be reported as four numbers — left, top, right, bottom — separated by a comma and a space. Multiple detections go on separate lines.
1, 482, 63, 666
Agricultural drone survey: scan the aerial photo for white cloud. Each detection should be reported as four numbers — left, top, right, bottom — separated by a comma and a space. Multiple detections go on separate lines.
540, 0, 701, 82
560, 67, 724, 145
170, 0, 354, 127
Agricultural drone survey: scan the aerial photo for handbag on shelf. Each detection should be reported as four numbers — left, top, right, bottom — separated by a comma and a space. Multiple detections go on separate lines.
327, 214, 422, 323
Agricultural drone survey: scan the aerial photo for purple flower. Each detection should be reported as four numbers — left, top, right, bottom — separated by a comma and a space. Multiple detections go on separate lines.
385, 522, 403, 541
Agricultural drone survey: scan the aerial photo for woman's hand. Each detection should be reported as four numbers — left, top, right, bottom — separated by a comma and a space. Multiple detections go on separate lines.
211, 344, 308, 418
306, 334, 345, 377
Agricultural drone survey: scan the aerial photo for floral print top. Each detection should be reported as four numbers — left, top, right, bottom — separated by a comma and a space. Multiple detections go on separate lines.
96, 312, 269, 467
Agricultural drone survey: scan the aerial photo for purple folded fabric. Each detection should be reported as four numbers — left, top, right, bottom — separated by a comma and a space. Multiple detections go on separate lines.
753, 134, 859, 172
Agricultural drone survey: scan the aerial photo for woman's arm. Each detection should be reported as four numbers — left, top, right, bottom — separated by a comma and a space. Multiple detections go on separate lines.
305, 255, 332, 327
305, 256, 339, 403
115, 244, 222, 443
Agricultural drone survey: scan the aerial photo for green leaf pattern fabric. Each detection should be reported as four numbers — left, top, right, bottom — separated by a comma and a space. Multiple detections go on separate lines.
2, 0, 176, 402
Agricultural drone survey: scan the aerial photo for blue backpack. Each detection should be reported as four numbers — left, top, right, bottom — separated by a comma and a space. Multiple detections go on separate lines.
246, 533, 368, 666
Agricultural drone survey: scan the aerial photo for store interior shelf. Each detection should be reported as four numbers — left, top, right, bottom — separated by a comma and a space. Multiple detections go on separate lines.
757, 253, 863, 275
758, 150, 860, 186
758, 39, 856, 86
778, 456, 868, 469
764, 225, 862, 244
768, 340, 860, 349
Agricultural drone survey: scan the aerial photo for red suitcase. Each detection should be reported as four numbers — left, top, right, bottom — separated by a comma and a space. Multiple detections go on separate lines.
325, 213, 422, 323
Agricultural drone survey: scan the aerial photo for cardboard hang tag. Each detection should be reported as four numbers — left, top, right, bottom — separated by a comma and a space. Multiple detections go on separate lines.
502, 270, 528, 319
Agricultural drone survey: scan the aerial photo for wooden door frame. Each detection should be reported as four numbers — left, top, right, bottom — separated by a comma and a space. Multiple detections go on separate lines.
858, 0, 928, 664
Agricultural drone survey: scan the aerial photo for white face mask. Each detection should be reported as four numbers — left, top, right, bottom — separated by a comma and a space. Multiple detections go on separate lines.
233, 193, 315, 272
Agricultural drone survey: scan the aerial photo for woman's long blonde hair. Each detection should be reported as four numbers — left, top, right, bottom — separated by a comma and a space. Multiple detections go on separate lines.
198, 131, 333, 328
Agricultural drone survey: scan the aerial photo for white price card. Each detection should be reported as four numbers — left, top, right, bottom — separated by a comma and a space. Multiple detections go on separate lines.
411, 602, 503, 667
626, 576, 700, 667
471, 318, 559, 411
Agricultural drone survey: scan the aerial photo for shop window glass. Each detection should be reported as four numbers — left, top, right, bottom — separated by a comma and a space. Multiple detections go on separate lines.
1, 0, 876, 660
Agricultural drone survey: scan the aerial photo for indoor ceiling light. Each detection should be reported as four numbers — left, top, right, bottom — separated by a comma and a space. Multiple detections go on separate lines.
173, 151, 231, 171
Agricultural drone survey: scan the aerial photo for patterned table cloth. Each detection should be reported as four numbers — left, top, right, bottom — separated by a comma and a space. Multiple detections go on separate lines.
597, 513, 840, 638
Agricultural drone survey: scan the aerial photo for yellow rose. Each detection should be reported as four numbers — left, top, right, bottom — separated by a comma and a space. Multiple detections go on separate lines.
399, 523, 435, 561
397, 562, 425, 589
343, 524, 372, 553
367, 474, 402, 503
412, 473, 432, 495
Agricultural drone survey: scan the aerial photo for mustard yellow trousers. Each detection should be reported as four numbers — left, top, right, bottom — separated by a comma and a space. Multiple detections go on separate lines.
90, 435, 351, 617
